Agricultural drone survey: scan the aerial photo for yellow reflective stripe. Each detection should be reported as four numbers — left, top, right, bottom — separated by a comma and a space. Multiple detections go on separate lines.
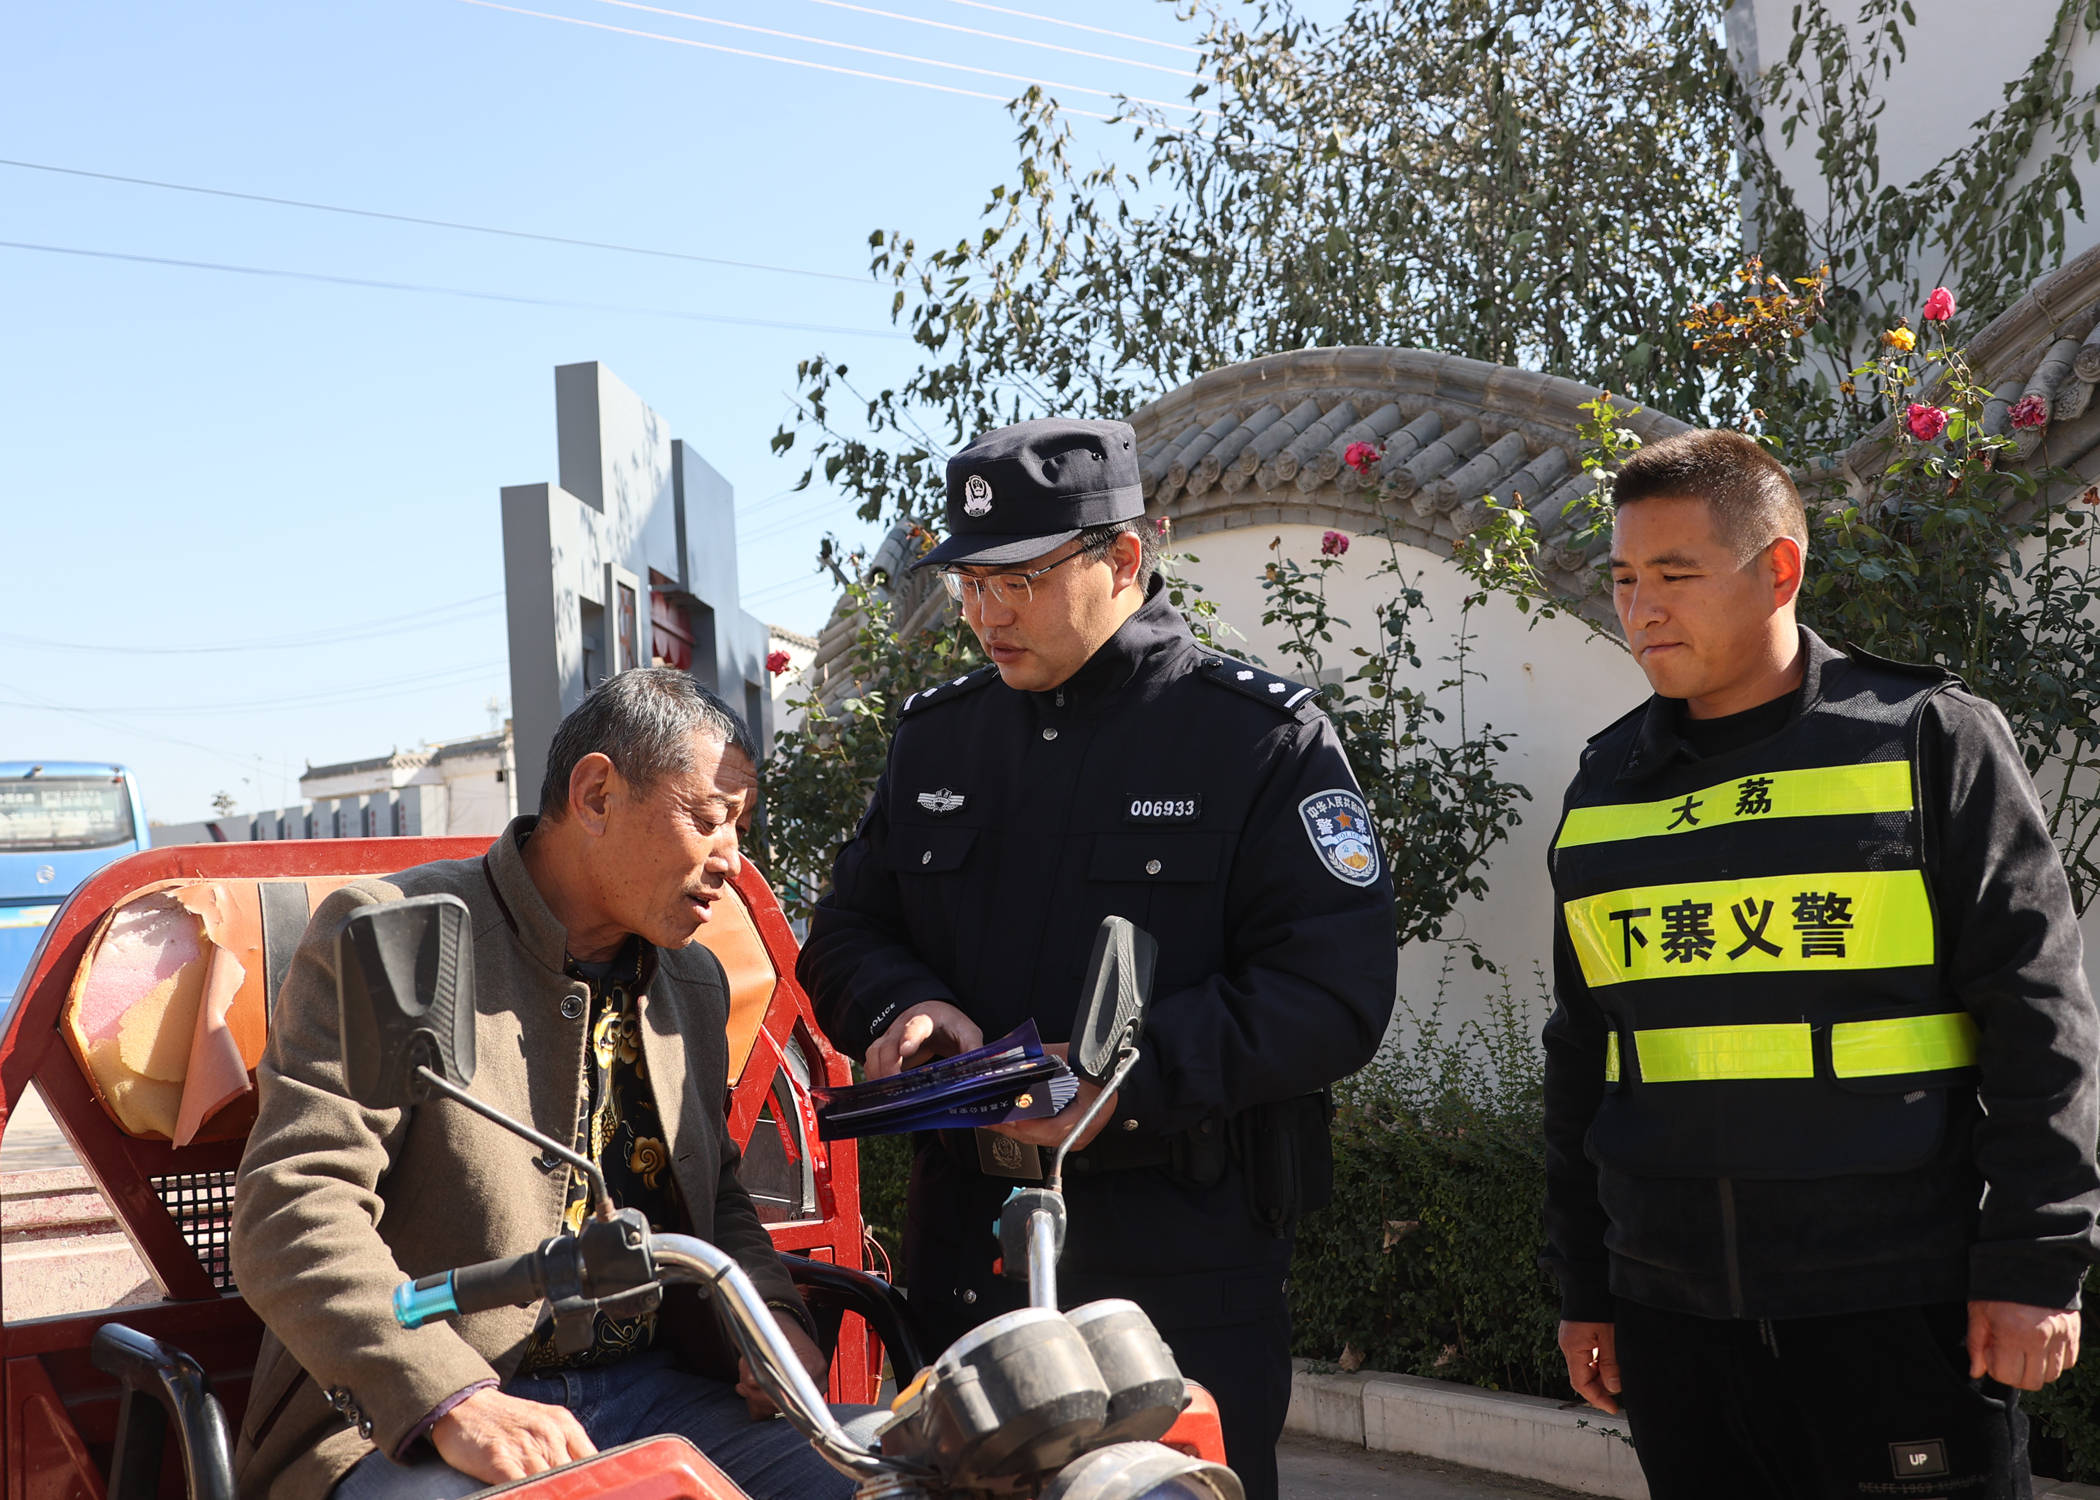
1635, 1023, 1813, 1082
1830, 1012, 1978, 1078
1605, 1030, 1620, 1083
1563, 869, 1934, 988
0, 905, 57, 931
1554, 762, 1913, 850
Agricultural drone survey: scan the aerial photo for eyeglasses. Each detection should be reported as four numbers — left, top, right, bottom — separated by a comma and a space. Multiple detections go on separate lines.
938, 546, 1092, 608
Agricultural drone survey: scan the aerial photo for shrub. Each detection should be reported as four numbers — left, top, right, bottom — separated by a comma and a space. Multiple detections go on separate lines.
1290, 963, 1560, 1394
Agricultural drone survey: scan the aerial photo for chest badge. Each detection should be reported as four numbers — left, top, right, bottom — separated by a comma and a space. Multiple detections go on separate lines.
1124, 794, 1203, 824
1300, 789, 1381, 886
916, 788, 967, 815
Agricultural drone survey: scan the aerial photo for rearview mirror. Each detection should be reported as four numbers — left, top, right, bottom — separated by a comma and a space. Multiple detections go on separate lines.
1073, 917, 1156, 1085
337, 895, 476, 1109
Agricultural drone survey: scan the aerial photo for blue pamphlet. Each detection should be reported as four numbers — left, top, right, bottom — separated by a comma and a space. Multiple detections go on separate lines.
812, 1020, 1078, 1140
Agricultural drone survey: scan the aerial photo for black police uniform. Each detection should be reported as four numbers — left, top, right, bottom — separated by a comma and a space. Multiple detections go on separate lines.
1542, 628, 2100, 1500
795, 418, 1399, 1500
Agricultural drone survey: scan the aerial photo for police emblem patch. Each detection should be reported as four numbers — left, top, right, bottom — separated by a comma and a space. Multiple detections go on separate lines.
1300, 789, 1381, 886
963, 474, 994, 517
916, 788, 966, 815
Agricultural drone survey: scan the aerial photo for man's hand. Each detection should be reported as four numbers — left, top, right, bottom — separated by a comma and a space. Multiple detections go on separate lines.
737, 1316, 831, 1418
430, 1388, 595, 1484
1558, 1320, 1621, 1414
1968, 1300, 2082, 1389
865, 1001, 983, 1080
991, 1044, 1115, 1151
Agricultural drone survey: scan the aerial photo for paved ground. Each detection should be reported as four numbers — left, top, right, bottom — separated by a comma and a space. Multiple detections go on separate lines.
1281, 1436, 1589, 1499
0, 1085, 77, 1174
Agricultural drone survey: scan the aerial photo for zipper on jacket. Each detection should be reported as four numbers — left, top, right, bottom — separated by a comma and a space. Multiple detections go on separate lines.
1717, 1177, 1746, 1318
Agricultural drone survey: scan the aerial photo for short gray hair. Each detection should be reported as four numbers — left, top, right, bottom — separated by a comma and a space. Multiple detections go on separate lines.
538, 668, 756, 819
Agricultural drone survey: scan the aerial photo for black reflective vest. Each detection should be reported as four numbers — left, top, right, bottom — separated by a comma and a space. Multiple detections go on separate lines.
1549, 651, 1974, 1179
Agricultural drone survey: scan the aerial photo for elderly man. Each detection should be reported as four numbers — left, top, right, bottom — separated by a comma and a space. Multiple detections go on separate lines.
230, 670, 850, 1500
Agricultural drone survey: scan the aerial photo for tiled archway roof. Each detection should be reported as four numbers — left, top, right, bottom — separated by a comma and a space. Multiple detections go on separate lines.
1130, 347, 1689, 623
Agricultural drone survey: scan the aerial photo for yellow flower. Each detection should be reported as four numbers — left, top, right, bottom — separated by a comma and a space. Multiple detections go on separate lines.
1884, 326, 1916, 352
629, 1135, 669, 1190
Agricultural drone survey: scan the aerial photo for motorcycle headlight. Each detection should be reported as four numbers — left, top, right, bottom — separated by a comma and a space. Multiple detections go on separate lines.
1040, 1441, 1244, 1500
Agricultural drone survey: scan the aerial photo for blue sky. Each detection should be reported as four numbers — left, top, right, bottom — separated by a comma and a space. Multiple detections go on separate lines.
3, 0, 1284, 822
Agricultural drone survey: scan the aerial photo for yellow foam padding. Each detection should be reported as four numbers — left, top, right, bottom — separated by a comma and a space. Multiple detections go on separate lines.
694, 888, 778, 1085
62, 878, 325, 1142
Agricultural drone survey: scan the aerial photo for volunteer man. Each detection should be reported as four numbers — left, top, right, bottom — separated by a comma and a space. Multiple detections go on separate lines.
1544, 427, 2100, 1498
797, 417, 1398, 1500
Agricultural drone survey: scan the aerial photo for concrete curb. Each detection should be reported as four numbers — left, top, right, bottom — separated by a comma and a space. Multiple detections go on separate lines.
1286, 1361, 2100, 1499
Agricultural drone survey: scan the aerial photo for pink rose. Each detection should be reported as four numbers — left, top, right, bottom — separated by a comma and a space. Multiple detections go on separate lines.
2009, 393, 2049, 430
1906, 403, 1949, 442
1320, 530, 1350, 557
1343, 441, 1383, 475
765, 650, 791, 676
1921, 287, 1956, 322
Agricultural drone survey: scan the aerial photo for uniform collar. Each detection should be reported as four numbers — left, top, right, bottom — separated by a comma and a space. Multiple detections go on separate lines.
1615, 625, 1838, 785
1039, 576, 1189, 708
482, 815, 660, 987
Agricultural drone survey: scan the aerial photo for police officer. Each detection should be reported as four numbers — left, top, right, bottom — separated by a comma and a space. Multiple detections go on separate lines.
796, 417, 1398, 1500
1543, 428, 2100, 1498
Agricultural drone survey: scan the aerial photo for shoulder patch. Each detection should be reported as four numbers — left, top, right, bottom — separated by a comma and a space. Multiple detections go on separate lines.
1197, 655, 1321, 714
899, 664, 1000, 717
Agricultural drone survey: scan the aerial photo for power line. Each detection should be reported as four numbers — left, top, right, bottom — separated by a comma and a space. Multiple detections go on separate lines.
931, 0, 1202, 55
787, 0, 1202, 80
0, 593, 505, 656
0, 158, 868, 285
455, 0, 1114, 119
0, 240, 909, 339
578, 0, 1216, 116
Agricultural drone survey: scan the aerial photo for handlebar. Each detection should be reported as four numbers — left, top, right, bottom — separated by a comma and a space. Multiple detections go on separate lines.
392, 1231, 898, 1482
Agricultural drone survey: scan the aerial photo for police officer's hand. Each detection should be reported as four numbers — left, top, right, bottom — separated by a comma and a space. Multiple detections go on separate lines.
1557, 1320, 1621, 1414
866, 1001, 983, 1080
991, 1044, 1116, 1150
1967, 1299, 2082, 1389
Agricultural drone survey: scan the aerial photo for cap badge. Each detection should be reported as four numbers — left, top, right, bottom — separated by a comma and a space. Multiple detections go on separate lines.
963, 474, 994, 517
917, 788, 967, 815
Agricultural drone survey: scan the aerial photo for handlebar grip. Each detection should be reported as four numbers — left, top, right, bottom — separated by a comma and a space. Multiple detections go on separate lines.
393, 1249, 546, 1329
393, 1273, 459, 1330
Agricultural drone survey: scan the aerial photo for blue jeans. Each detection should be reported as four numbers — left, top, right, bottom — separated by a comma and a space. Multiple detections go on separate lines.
332, 1351, 858, 1500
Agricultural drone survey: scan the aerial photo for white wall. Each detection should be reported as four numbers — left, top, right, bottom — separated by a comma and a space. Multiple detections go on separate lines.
1742, 0, 2100, 270
1178, 525, 1646, 1031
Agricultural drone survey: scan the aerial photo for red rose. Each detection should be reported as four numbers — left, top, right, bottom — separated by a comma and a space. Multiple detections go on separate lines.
765, 650, 791, 676
1343, 441, 1383, 475
1906, 403, 1949, 442
1921, 287, 1956, 322
2009, 393, 2049, 430
1320, 530, 1350, 557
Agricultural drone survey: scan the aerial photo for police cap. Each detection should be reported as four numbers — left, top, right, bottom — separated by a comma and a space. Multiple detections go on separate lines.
915, 417, 1144, 569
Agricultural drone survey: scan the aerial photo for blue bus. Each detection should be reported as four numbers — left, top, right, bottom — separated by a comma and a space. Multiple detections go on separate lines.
0, 763, 149, 1003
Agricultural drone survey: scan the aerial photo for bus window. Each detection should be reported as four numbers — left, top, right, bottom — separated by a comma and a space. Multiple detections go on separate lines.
0, 780, 136, 852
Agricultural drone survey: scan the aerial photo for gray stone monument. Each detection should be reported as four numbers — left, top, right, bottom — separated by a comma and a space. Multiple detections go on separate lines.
502, 363, 772, 812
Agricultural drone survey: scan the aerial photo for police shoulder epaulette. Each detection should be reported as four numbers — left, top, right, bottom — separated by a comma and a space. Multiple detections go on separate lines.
899, 664, 1000, 717
1196, 655, 1320, 714
1840, 640, 1960, 686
